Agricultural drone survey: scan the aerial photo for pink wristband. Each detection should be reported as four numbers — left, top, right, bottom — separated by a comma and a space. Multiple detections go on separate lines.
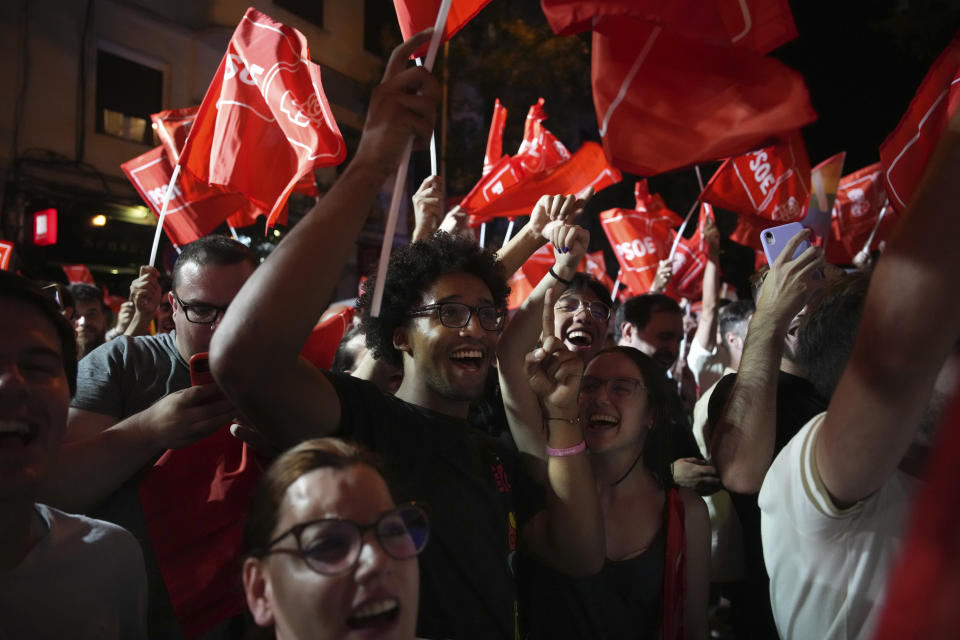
546, 440, 587, 457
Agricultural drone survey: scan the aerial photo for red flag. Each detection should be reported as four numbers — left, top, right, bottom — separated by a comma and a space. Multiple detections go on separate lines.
300, 308, 356, 371
668, 203, 712, 300
827, 163, 893, 263
542, 0, 797, 54
701, 134, 811, 222
583, 250, 617, 295
122, 146, 254, 247
465, 142, 621, 226
872, 389, 960, 640
593, 16, 815, 177
394, 0, 492, 58
506, 269, 535, 311
179, 8, 346, 228
635, 179, 683, 228
483, 99, 508, 176
600, 207, 673, 295
0, 240, 13, 271
62, 264, 95, 285
516, 98, 572, 174
879, 33, 960, 213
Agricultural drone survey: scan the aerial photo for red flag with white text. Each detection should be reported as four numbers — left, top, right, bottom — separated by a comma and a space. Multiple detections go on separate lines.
879, 33, 960, 213
0, 240, 13, 271
592, 15, 814, 177
179, 8, 345, 228
122, 146, 254, 247
599, 207, 673, 295
483, 99, 508, 176
635, 179, 683, 228
668, 203, 713, 301
828, 163, 893, 263
701, 134, 811, 222
394, 0, 492, 58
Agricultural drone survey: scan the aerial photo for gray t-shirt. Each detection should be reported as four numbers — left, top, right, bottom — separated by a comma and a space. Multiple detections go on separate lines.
0, 504, 147, 639
72, 331, 190, 419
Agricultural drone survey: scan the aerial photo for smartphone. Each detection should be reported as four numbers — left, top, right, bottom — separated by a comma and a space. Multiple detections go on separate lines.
189, 352, 214, 386
761, 222, 811, 266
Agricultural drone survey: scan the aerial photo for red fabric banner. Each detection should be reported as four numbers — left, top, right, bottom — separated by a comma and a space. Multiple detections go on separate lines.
122, 146, 252, 247
701, 134, 811, 222
394, 0, 492, 58
542, 0, 796, 54
300, 307, 356, 370
668, 203, 712, 301
879, 33, 960, 213
516, 98, 571, 174
634, 179, 683, 228
0, 240, 12, 271
465, 142, 622, 226
600, 207, 673, 295
483, 99, 508, 177
592, 16, 815, 177
62, 264, 95, 285
179, 8, 345, 228
583, 250, 617, 296
827, 162, 893, 264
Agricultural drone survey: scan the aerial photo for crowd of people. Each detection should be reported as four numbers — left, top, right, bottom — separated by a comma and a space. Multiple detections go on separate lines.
2, 31, 958, 640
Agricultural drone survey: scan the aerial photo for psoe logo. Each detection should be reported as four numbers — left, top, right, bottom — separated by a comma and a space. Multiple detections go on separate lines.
278, 90, 326, 129
847, 188, 871, 217
771, 196, 800, 221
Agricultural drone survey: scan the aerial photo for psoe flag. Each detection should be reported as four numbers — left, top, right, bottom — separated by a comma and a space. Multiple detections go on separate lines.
179, 8, 346, 228
395, 0, 492, 58
0, 240, 13, 270
599, 207, 673, 295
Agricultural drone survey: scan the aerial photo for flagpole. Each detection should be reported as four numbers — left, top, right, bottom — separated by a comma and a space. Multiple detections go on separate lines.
694, 164, 704, 191
858, 204, 890, 256
228, 224, 239, 240
668, 198, 700, 259
503, 218, 515, 244
414, 58, 439, 176
148, 163, 181, 267
370, 0, 452, 318
611, 272, 621, 303
479, 222, 487, 248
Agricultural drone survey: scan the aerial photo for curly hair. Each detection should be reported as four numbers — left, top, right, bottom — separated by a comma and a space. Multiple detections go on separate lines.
357, 232, 509, 368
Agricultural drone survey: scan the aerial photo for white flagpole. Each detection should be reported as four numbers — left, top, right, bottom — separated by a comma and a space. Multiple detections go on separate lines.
610, 273, 621, 303
668, 198, 700, 259
694, 164, 705, 191
859, 204, 890, 255
414, 58, 439, 176
370, 0, 452, 317
228, 224, 239, 240
479, 222, 487, 248
503, 219, 515, 244
148, 163, 182, 267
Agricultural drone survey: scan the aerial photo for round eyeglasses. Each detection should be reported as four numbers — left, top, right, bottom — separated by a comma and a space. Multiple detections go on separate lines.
172, 292, 228, 324
262, 502, 430, 576
580, 375, 646, 399
409, 302, 505, 331
554, 296, 611, 322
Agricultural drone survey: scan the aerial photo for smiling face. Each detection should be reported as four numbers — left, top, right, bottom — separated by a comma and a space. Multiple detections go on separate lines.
554, 288, 609, 363
0, 298, 71, 500
245, 464, 419, 640
395, 272, 500, 412
72, 297, 107, 357
579, 351, 654, 456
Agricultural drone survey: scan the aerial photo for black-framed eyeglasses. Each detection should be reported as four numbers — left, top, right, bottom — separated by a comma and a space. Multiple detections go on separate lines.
262, 502, 430, 576
172, 291, 228, 324
580, 375, 646, 399
409, 302, 505, 331
554, 296, 611, 322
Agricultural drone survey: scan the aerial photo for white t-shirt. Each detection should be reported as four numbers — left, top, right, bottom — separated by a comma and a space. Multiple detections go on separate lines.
759, 413, 915, 640
686, 339, 729, 393
0, 504, 147, 639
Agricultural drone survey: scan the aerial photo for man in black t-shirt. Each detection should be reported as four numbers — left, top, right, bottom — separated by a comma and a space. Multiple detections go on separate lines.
211, 33, 603, 640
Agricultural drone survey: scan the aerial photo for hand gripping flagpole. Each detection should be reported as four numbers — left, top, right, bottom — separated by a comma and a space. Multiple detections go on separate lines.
148, 163, 182, 267
371, 0, 452, 318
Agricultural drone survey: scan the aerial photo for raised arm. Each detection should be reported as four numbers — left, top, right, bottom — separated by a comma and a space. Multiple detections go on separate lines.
210, 32, 441, 448
817, 110, 960, 506
691, 217, 721, 355
125, 266, 162, 337
411, 175, 444, 242
710, 231, 824, 493
518, 291, 604, 576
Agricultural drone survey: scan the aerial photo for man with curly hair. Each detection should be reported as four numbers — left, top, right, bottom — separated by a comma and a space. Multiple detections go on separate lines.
211, 33, 603, 640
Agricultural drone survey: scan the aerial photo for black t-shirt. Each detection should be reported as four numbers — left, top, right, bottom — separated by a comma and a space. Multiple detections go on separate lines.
327, 371, 543, 640
707, 370, 827, 638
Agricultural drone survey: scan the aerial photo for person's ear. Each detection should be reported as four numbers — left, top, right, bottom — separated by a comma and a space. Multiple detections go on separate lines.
619, 322, 635, 344
393, 326, 412, 356
242, 558, 276, 628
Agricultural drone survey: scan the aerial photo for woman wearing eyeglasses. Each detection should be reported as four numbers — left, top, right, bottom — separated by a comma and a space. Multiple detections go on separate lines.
242, 438, 429, 640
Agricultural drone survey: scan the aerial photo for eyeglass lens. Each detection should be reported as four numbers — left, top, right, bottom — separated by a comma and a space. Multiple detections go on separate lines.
556, 297, 610, 321
297, 504, 429, 575
437, 303, 503, 330
580, 376, 643, 398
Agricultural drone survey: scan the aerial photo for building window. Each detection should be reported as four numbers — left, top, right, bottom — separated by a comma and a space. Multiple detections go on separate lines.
95, 50, 163, 145
275, 0, 324, 28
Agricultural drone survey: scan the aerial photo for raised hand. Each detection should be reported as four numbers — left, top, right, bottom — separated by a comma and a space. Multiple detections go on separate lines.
524, 289, 584, 414
530, 189, 592, 241
651, 258, 673, 293
129, 265, 162, 315
412, 174, 444, 241
756, 229, 825, 323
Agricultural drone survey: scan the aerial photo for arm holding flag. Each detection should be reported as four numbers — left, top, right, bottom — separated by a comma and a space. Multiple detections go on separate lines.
210, 32, 441, 447
125, 266, 163, 337
411, 174, 445, 242
688, 217, 722, 384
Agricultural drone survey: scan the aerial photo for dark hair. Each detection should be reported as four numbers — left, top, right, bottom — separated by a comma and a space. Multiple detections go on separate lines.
172, 235, 258, 291
718, 299, 755, 340
243, 438, 383, 558
797, 272, 871, 399
331, 325, 366, 374
0, 271, 78, 395
358, 232, 509, 368
587, 346, 675, 488
562, 273, 611, 305
68, 283, 104, 308
613, 293, 682, 341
